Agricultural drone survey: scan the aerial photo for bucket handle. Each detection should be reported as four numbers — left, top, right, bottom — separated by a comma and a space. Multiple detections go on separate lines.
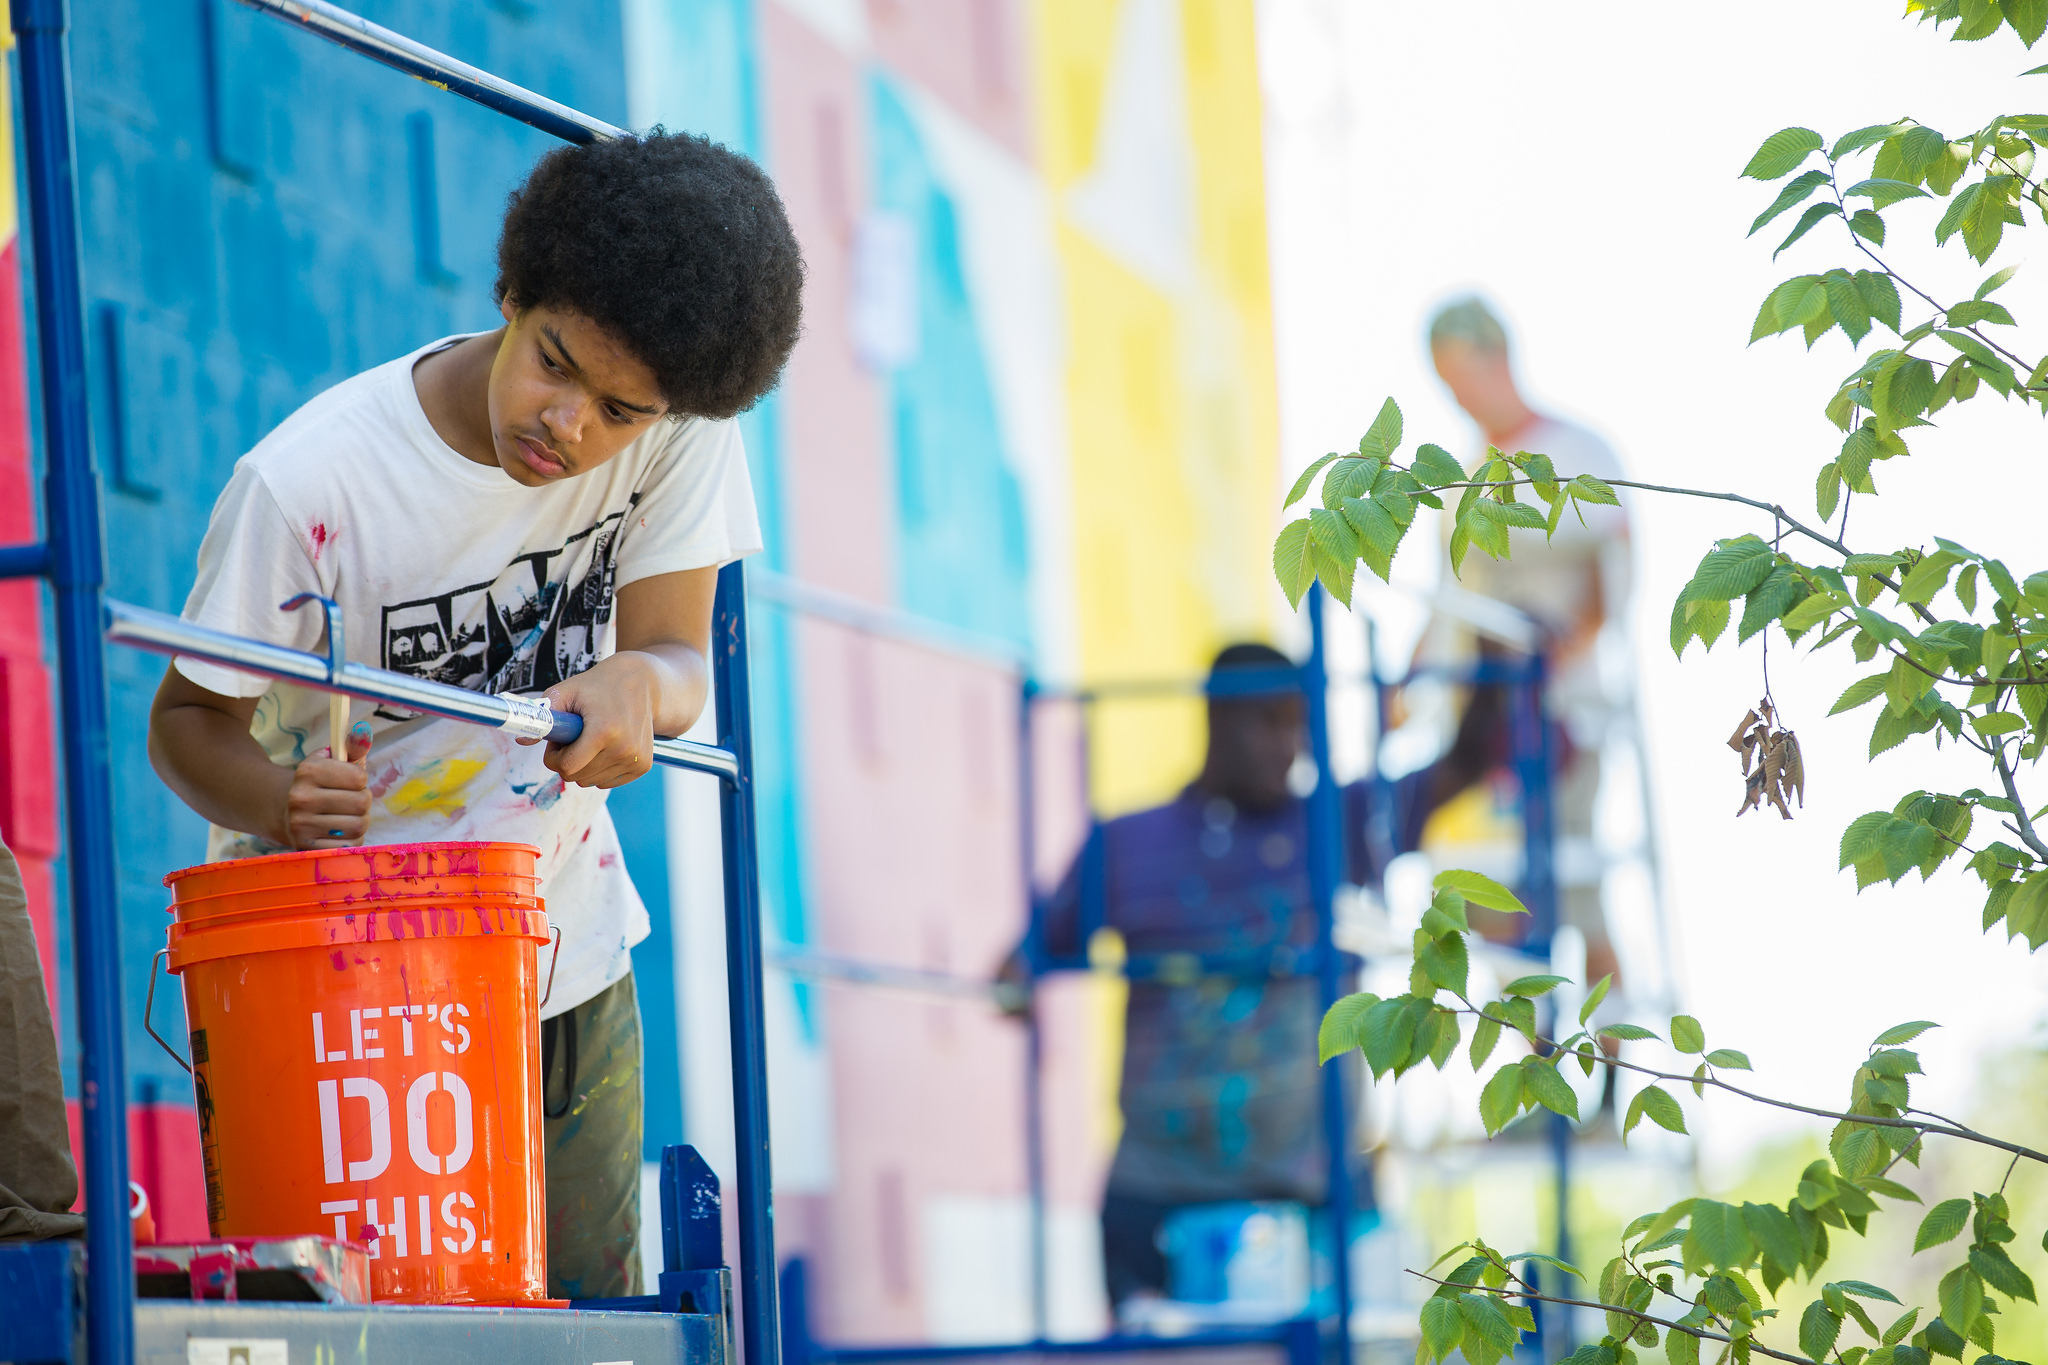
144, 948, 192, 1074
541, 924, 563, 1008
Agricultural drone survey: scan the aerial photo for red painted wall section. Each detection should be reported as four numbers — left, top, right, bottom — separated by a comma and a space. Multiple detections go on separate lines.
62, 1098, 211, 1242
0, 237, 60, 1016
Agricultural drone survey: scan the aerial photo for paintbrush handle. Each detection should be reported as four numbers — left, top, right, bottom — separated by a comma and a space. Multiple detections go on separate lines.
329, 691, 348, 760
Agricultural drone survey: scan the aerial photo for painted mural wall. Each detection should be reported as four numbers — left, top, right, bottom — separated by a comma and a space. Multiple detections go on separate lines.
624, 0, 1284, 1343
23, 0, 1280, 1338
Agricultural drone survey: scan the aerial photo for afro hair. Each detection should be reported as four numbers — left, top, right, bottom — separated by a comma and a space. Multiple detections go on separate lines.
495, 131, 804, 420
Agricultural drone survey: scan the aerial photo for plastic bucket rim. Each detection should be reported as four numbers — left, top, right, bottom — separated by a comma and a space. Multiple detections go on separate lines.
163, 840, 543, 890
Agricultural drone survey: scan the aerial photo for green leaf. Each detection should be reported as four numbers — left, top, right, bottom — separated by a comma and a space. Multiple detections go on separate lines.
1519, 1057, 1580, 1121
1685, 1200, 1754, 1272
1744, 126, 1824, 179
1568, 473, 1620, 505
1423, 887, 1470, 935
1469, 1012, 1503, 1070
1858, 271, 1904, 333
1872, 1021, 1938, 1046
1631, 1085, 1687, 1136
1971, 1243, 2037, 1302
1273, 519, 1312, 609
1915, 1199, 1971, 1252
1835, 121, 1910, 157
1502, 974, 1568, 997
1419, 1295, 1462, 1363
1435, 869, 1528, 914
1748, 169, 1831, 234
1705, 1048, 1753, 1070
1457, 1292, 1522, 1365
1670, 598, 1731, 659
1744, 1201, 1803, 1276
1284, 453, 1341, 510
1318, 992, 1378, 1064
1936, 182, 1985, 247
1939, 1265, 1985, 1339
1600, 1023, 1659, 1041
1670, 1015, 1706, 1054
1851, 208, 1888, 245
1975, 263, 2020, 300
1884, 1308, 1922, 1348
1818, 461, 1844, 520
1479, 1063, 1526, 1135
1777, 201, 1843, 259
1418, 930, 1470, 997
1358, 397, 1404, 460
1803, 1302, 1844, 1360
1359, 996, 1417, 1078
1410, 443, 1466, 487
1679, 536, 1776, 602
1837, 1279, 1903, 1304
1580, 973, 1612, 1026
1844, 177, 1930, 208
1972, 711, 2026, 736
2009, 0, 2048, 45
1832, 674, 1891, 715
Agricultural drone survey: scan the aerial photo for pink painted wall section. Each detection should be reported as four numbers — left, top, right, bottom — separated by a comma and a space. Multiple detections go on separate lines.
794, 622, 1030, 1337
760, 4, 895, 603
863, 0, 1033, 161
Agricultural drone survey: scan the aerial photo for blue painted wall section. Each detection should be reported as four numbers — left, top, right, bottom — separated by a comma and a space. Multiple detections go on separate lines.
63, 0, 627, 1102
868, 75, 1031, 652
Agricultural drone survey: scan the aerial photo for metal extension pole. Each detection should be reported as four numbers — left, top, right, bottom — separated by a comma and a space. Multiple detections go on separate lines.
1302, 585, 1352, 1360
11, 2, 136, 1361
231, 0, 625, 144
715, 562, 781, 1365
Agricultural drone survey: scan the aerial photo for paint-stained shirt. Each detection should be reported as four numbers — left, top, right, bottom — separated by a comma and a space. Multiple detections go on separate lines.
175, 335, 762, 1018
1039, 778, 1432, 1205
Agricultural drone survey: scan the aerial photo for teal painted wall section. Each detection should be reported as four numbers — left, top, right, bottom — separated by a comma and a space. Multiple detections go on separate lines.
868, 75, 1031, 651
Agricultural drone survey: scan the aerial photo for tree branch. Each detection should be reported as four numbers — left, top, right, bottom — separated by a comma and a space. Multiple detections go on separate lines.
1464, 1006, 2048, 1167
1992, 742, 2048, 863
1405, 1271, 1818, 1365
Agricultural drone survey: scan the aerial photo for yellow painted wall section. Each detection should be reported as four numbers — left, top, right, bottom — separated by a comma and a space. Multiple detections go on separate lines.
1029, 0, 1281, 817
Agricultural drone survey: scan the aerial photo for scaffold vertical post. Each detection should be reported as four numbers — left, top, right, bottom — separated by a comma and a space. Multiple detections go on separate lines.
1303, 585, 1353, 1359
716, 562, 781, 1365
11, 2, 137, 1362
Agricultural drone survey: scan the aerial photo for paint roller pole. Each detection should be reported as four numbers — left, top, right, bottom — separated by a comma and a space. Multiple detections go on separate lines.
714, 562, 781, 1365
1303, 585, 1353, 1361
12, 1, 136, 1360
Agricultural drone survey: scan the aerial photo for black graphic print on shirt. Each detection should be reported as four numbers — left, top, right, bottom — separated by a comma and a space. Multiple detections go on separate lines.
380, 505, 629, 696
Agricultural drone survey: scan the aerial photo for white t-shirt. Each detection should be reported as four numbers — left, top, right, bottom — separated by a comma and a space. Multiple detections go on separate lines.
176, 335, 763, 1017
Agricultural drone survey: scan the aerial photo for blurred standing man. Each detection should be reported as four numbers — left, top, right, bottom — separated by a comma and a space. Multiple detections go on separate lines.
1424, 296, 1631, 996
1006, 644, 1491, 1315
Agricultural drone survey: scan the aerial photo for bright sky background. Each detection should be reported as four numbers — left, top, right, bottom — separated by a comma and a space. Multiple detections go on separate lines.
1257, 1, 2048, 1176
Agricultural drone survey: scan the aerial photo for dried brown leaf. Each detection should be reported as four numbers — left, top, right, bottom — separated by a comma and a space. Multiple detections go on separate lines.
1728, 710, 1761, 754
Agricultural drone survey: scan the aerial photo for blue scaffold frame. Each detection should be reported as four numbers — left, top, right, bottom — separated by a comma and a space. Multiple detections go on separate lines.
0, 2, 780, 1363
766, 586, 1570, 1365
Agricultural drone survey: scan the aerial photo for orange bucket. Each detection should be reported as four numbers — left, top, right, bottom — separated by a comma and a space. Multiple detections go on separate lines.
162, 841, 554, 1305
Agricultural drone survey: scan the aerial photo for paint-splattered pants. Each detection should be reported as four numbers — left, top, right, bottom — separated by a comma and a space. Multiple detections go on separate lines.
0, 837, 84, 1241
543, 971, 642, 1299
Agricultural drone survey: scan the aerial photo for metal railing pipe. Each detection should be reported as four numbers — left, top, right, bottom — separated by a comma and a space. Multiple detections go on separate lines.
103, 599, 743, 783
231, 0, 626, 144
12, 1, 136, 1359
0, 541, 49, 578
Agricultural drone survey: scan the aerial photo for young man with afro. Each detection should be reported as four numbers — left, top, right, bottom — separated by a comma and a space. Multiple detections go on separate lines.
147, 132, 804, 1298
